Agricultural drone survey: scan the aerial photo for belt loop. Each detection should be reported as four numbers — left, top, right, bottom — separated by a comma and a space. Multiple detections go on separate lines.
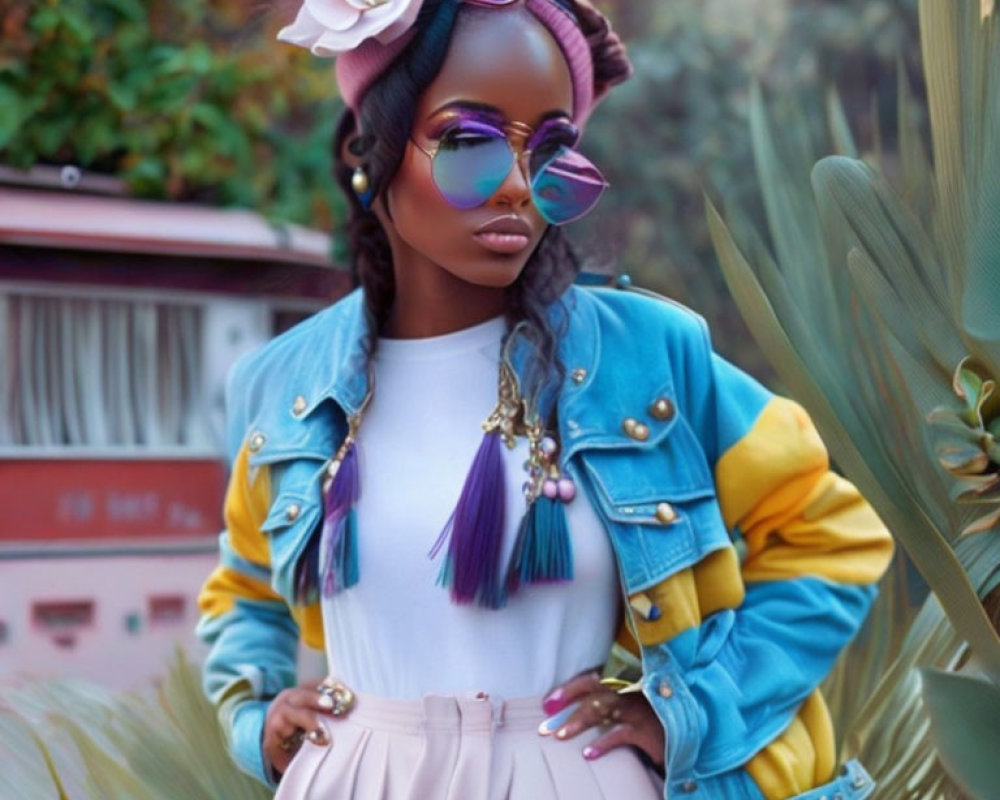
492, 696, 506, 730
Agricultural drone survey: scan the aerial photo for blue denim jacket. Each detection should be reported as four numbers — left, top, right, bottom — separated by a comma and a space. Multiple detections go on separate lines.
197, 284, 892, 799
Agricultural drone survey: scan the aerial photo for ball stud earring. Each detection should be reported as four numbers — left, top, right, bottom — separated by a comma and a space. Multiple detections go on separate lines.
351, 166, 370, 195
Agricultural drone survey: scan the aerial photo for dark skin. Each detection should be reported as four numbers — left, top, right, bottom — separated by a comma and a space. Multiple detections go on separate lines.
375, 5, 561, 338
263, 1, 664, 778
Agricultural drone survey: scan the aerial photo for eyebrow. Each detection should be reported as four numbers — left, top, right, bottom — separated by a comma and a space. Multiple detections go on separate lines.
426, 100, 571, 124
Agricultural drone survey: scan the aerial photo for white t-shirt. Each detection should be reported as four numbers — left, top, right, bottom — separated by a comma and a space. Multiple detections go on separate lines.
321, 316, 620, 700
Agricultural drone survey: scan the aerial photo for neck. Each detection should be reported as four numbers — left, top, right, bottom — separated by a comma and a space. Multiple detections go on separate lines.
383, 258, 510, 339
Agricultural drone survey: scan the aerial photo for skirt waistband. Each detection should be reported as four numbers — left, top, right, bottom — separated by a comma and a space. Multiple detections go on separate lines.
344, 690, 548, 735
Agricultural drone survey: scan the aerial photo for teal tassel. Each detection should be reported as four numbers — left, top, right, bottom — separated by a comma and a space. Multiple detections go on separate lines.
505, 496, 574, 595
322, 508, 359, 598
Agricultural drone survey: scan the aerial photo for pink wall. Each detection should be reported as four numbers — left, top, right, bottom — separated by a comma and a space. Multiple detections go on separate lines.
0, 554, 214, 689
0, 554, 326, 691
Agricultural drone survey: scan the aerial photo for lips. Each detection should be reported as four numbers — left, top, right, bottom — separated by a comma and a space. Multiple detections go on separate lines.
475, 215, 533, 237
473, 215, 533, 255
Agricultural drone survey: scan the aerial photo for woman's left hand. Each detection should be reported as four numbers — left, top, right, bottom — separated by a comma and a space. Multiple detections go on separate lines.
539, 672, 665, 767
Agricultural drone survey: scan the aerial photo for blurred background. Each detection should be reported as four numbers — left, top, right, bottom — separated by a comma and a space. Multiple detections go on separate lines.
0, 0, 922, 688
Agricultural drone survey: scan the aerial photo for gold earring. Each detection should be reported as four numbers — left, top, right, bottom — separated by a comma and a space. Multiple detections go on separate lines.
351, 166, 370, 195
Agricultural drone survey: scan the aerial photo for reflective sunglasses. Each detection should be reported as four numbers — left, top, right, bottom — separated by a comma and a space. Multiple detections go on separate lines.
411, 113, 608, 226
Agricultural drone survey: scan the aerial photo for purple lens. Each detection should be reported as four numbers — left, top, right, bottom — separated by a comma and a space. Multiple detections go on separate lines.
432, 131, 514, 209
530, 147, 608, 225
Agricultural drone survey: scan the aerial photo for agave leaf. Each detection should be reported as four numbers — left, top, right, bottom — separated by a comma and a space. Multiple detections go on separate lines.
54, 710, 154, 800
0, 710, 65, 798
927, 407, 986, 444
814, 157, 965, 376
922, 669, 1000, 800
896, 58, 933, 223
949, 473, 1000, 504
960, 52, 1000, 357
919, 0, 966, 297
961, 506, 1000, 536
938, 444, 991, 474
842, 534, 1000, 797
749, 84, 842, 344
708, 192, 1000, 680
823, 553, 914, 752
156, 648, 270, 800
826, 87, 859, 158
953, 359, 984, 405
0, 652, 272, 800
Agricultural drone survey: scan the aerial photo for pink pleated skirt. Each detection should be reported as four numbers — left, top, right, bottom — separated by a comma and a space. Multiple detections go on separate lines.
273, 691, 665, 800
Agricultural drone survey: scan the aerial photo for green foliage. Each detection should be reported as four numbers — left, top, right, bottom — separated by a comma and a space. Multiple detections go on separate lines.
576, 0, 919, 372
0, 648, 271, 800
706, 0, 1000, 795
0, 0, 344, 229
922, 669, 1000, 800
708, 0, 1000, 674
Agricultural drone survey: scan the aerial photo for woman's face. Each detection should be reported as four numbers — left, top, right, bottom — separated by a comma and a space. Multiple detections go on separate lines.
376, 6, 575, 293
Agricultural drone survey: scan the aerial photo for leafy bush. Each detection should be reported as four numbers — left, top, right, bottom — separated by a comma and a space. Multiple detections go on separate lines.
0, 0, 345, 229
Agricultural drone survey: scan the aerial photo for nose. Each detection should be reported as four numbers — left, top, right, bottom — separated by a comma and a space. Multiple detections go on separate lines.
491, 150, 533, 210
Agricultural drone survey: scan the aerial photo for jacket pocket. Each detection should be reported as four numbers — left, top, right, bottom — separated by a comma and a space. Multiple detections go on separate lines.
785, 760, 874, 800
576, 415, 730, 593
260, 459, 326, 603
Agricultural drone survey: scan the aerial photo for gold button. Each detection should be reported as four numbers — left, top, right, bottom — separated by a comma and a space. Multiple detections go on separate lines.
248, 432, 266, 452
571, 368, 588, 385
655, 502, 678, 524
285, 504, 301, 522
649, 397, 674, 421
292, 395, 308, 416
658, 680, 674, 699
623, 418, 650, 441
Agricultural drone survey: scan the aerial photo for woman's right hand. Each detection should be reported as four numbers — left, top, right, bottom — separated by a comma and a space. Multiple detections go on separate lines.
263, 679, 339, 777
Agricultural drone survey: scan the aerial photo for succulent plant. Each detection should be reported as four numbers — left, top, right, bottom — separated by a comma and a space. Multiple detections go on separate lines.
929, 359, 1000, 535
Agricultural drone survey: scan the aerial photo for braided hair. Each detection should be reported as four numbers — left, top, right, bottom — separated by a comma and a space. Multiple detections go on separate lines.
332, 0, 632, 397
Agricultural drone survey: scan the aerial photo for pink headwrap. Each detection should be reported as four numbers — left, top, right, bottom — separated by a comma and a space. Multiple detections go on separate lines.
278, 0, 597, 125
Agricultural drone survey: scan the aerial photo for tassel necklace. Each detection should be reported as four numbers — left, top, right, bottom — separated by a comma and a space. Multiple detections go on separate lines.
296, 331, 577, 610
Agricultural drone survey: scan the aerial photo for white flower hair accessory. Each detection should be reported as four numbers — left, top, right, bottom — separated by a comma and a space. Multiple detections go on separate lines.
277, 0, 425, 57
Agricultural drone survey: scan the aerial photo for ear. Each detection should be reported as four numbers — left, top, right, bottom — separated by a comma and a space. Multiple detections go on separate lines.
341, 130, 365, 169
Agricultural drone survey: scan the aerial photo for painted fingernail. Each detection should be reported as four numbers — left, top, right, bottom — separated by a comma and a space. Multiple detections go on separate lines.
307, 729, 328, 745
542, 688, 565, 714
555, 727, 570, 740
538, 703, 578, 736
318, 694, 334, 711
583, 746, 599, 760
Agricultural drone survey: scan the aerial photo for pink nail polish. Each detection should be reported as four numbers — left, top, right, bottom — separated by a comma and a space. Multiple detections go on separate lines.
542, 689, 565, 715
583, 746, 598, 760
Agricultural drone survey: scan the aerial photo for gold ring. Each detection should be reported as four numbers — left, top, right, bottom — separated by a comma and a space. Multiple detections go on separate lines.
280, 729, 304, 752
317, 678, 357, 717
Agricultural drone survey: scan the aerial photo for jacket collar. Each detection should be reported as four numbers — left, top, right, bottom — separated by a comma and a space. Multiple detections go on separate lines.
299, 288, 370, 419
297, 284, 601, 436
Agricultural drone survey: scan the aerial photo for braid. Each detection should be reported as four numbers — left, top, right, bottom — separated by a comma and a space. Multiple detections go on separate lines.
568, 0, 634, 97
332, 0, 462, 361
505, 227, 581, 410
333, 109, 395, 360
331, 0, 628, 415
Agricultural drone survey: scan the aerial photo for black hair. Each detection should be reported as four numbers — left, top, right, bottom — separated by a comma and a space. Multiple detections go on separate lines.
332, 0, 628, 413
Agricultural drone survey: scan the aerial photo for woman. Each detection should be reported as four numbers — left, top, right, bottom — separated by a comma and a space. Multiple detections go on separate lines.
196, 1, 894, 798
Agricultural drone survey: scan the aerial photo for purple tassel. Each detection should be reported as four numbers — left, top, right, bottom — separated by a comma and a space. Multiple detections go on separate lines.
429, 431, 507, 609
319, 443, 361, 599
505, 496, 574, 595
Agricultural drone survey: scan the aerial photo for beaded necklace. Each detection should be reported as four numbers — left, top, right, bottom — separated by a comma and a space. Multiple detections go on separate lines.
294, 327, 576, 610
